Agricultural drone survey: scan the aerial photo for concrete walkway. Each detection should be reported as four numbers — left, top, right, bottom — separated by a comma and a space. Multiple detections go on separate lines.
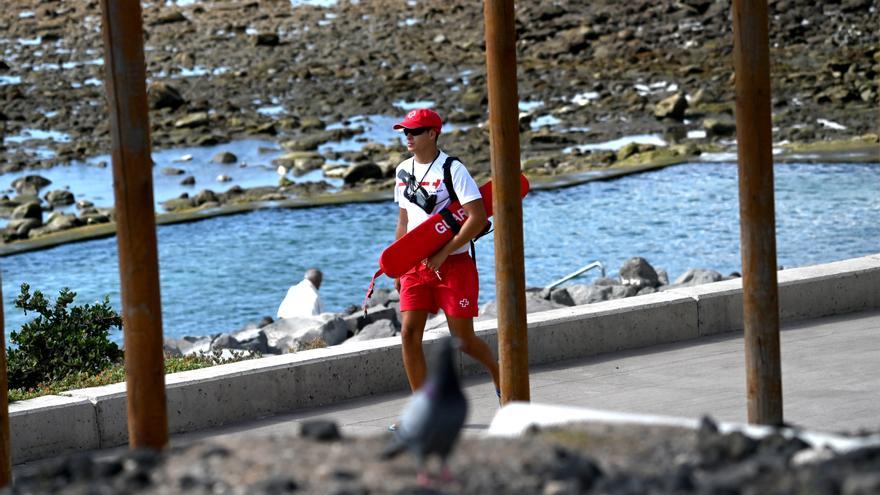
170, 308, 879, 447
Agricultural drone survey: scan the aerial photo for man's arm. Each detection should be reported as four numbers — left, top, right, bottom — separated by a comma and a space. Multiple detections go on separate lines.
424, 198, 487, 271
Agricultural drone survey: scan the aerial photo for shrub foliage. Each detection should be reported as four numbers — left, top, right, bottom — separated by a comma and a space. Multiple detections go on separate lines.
8, 283, 123, 390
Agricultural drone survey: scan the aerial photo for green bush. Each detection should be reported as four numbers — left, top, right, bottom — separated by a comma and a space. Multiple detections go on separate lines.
8, 283, 123, 390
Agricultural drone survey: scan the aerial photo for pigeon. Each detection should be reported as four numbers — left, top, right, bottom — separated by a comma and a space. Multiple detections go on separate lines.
381, 337, 468, 485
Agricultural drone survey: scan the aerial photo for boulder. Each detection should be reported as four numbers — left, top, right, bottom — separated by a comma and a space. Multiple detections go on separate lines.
261, 314, 349, 352
346, 320, 397, 343
11, 202, 42, 223
28, 213, 80, 237
342, 305, 399, 334
365, 287, 400, 309
180, 175, 196, 186
193, 189, 219, 206
175, 335, 215, 356
174, 112, 210, 129
548, 287, 575, 306
44, 189, 75, 206
80, 212, 110, 225
272, 151, 325, 175
148, 82, 186, 110
6, 218, 41, 238
254, 32, 280, 47
160, 167, 186, 175
161, 197, 195, 212
673, 268, 724, 286
479, 292, 566, 319
227, 327, 272, 354
618, 257, 660, 289
11, 175, 51, 196
343, 163, 383, 185
654, 93, 688, 121
567, 284, 613, 305
703, 118, 736, 138
212, 151, 238, 164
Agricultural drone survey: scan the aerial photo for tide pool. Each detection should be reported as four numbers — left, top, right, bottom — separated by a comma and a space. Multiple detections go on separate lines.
2, 162, 878, 342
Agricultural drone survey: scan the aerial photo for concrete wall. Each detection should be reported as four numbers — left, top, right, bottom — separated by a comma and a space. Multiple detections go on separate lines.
10, 254, 880, 464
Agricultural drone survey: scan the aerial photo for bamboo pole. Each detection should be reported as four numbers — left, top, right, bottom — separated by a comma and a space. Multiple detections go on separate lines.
0, 274, 11, 486
732, 0, 783, 425
483, 0, 530, 404
99, 0, 169, 448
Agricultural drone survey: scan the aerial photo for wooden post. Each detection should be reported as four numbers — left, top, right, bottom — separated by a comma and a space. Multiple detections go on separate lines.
483, 0, 530, 403
99, 0, 169, 448
0, 273, 11, 486
732, 0, 783, 425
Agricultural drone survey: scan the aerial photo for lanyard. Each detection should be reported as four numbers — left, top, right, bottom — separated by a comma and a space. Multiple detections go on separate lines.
410, 151, 441, 187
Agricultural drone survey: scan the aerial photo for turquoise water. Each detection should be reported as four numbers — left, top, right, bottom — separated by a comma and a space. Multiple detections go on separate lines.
2, 162, 878, 342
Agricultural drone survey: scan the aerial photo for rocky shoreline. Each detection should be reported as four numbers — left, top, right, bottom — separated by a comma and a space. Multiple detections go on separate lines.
163, 256, 735, 357
1, 0, 878, 245
12, 413, 880, 494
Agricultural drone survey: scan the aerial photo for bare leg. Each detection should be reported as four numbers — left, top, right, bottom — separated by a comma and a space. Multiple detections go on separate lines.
445, 315, 500, 391
400, 310, 429, 392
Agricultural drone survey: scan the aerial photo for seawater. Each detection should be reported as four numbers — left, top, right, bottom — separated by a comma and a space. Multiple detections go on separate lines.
2, 162, 878, 342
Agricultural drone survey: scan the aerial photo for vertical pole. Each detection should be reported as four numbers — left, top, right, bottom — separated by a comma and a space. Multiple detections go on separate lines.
99, 1, 169, 448
483, 0, 530, 403
732, 0, 783, 426
0, 274, 11, 486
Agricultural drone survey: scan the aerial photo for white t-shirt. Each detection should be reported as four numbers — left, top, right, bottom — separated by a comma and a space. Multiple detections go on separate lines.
394, 151, 482, 256
276, 278, 324, 318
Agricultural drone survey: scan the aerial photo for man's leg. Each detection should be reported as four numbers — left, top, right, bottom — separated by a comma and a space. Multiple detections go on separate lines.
445, 315, 500, 391
400, 310, 429, 391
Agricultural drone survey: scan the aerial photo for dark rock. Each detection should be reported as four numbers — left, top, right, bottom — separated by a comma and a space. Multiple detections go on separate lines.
548, 287, 576, 306
44, 189, 75, 206
180, 175, 196, 186
149, 11, 188, 26
11, 201, 42, 222
618, 257, 660, 289
11, 175, 51, 195
343, 163, 383, 185
703, 118, 737, 138
161, 197, 195, 212
254, 33, 280, 47
654, 93, 688, 121
212, 151, 238, 164
300, 419, 341, 442
193, 189, 219, 206
148, 82, 186, 111
160, 167, 186, 175
347, 319, 397, 343
343, 305, 398, 333
7, 217, 41, 238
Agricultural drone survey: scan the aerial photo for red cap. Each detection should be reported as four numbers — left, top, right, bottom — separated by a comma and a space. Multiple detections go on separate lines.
393, 108, 442, 133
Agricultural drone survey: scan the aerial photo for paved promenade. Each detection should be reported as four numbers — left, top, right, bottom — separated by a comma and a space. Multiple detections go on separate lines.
171, 308, 879, 447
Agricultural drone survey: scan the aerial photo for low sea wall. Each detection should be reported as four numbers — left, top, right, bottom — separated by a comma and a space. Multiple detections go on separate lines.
9, 253, 880, 464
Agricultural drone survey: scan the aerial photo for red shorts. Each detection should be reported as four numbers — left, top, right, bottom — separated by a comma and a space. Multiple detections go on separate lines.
399, 253, 479, 318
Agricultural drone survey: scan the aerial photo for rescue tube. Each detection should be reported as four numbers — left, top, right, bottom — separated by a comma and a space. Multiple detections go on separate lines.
364, 174, 530, 313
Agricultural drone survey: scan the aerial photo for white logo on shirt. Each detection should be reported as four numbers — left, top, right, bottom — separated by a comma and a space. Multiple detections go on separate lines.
459, 298, 470, 308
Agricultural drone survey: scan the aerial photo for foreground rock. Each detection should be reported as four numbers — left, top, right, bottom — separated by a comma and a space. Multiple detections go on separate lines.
13, 416, 880, 494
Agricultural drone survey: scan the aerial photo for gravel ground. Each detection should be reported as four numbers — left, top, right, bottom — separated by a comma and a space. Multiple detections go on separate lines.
10, 417, 880, 494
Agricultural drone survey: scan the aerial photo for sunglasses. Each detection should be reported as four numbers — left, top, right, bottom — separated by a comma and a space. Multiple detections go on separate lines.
403, 127, 430, 137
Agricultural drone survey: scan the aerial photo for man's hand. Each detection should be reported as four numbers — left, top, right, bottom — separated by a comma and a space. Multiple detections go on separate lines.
425, 251, 449, 274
